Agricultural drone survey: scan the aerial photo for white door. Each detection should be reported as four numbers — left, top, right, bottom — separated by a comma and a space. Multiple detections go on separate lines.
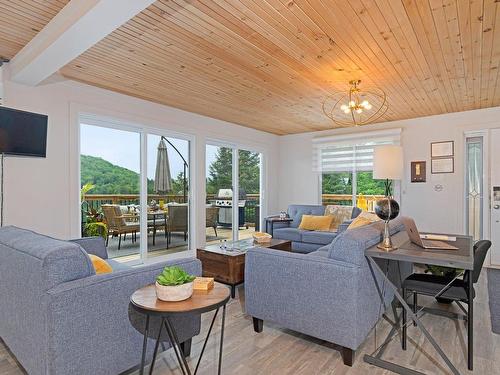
490, 129, 500, 265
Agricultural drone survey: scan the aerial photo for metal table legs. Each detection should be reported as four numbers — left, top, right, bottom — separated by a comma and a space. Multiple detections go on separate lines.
139, 305, 227, 375
140, 315, 150, 375
364, 256, 462, 375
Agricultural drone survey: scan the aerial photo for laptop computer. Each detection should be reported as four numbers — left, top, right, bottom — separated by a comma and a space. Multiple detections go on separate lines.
403, 217, 458, 250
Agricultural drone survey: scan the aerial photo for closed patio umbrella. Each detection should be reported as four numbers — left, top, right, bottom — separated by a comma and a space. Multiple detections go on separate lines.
154, 138, 172, 194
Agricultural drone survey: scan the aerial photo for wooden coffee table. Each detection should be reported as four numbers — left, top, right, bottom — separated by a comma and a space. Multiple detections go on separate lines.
130, 283, 230, 375
196, 238, 292, 298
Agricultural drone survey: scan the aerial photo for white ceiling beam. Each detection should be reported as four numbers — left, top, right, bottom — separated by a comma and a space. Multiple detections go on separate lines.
9, 0, 156, 86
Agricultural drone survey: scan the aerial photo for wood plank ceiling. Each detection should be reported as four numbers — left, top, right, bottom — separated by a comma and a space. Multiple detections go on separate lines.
0, 0, 70, 60
2, 1, 500, 135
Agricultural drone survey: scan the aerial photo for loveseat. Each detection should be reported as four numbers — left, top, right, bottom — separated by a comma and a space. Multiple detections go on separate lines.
246, 217, 411, 366
269, 204, 361, 253
0, 226, 201, 375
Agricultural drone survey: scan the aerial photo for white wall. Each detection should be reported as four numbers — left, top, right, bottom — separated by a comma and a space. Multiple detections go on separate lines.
279, 107, 500, 234
1, 71, 280, 244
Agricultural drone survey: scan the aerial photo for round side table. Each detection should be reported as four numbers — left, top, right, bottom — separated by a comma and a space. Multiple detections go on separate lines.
131, 283, 230, 375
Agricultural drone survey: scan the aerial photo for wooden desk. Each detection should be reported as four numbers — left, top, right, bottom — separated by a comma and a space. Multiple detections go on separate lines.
366, 230, 474, 270
364, 230, 473, 375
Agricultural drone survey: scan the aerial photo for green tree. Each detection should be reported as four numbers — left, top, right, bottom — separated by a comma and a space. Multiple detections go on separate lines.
322, 171, 387, 197
322, 172, 352, 194
207, 147, 232, 195
238, 150, 260, 194
206, 148, 261, 195
356, 171, 386, 195
170, 171, 188, 195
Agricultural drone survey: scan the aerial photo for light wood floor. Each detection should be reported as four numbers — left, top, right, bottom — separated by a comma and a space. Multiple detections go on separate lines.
1, 273, 499, 375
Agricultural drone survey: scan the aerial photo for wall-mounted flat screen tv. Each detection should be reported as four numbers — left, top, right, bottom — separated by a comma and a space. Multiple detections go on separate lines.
0, 106, 48, 157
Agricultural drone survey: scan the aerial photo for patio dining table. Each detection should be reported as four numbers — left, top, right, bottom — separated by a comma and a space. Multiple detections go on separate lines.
147, 210, 168, 247
124, 207, 168, 247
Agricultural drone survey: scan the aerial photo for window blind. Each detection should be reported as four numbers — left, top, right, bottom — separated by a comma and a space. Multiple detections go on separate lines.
313, 129, 401, 173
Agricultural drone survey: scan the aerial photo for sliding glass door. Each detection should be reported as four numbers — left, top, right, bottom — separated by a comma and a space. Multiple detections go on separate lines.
205, 143, 262, 245
80, 123, 142, 260
79, 116, 190, 263
206, 145, 233, 244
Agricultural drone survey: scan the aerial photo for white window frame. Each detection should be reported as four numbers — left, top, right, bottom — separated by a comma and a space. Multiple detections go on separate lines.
76, 112, 194, 265
205, 139, 265, 243
315, 128, 402, 207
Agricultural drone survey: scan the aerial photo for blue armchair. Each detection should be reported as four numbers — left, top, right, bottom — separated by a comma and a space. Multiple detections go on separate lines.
0, 226, 201, 375
246, 217, 411, 366
268, 204, 361, 253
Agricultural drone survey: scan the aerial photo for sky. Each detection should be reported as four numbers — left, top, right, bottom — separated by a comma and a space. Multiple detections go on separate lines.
80, 124, 217, 179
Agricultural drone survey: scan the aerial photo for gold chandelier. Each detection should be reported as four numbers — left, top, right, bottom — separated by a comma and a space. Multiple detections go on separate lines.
322, 80, 388, 127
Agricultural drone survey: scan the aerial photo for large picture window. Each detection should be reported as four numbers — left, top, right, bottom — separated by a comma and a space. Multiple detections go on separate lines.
315, 130, 401, 210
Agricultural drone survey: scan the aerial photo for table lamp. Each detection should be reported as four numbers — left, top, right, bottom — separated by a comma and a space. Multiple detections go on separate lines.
373, 145, 403, 251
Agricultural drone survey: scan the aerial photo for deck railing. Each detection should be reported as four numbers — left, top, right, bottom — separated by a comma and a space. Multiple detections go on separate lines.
321, 194, 385, 211
82, 193, 385, 224
83, 193, 261, 225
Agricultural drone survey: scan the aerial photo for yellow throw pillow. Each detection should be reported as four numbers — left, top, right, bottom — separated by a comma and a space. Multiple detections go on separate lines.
88, 254, 113, 274
298, 215, 334, 231
348, 211, 381, 229
324, 205, 353, 231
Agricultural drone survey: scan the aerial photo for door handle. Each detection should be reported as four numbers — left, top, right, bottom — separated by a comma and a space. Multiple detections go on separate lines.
494, 204, 500, 209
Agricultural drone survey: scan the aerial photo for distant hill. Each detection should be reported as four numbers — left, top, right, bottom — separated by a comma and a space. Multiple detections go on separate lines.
81, 155, 154, 194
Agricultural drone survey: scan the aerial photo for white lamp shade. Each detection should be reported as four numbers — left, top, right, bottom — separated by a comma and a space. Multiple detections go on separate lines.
373, 145, 403, 180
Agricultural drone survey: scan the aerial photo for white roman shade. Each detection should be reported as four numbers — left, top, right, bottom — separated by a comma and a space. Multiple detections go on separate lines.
313, 128, 402, 173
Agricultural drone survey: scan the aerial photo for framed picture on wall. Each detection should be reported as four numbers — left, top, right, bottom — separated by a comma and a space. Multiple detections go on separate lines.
431, 141, 454, 158
431, 158, 454, 174
411, 161, 426, 182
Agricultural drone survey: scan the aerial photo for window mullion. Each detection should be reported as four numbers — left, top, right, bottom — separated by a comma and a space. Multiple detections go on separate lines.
352, 145, 357, 206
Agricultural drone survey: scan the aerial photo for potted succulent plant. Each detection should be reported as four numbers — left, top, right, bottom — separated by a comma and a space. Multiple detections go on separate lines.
155, 266, 196, 302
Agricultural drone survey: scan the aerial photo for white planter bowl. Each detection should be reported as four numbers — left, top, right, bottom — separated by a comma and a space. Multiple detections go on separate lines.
155, 281, 194, 302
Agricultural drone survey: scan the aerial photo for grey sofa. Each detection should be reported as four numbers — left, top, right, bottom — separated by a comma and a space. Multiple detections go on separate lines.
246, 217, 411, 366
0, 226, 201, 375
270, 204, 361, 253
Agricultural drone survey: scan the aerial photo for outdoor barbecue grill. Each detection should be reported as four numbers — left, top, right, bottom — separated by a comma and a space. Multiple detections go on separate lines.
215, 189, 246, 228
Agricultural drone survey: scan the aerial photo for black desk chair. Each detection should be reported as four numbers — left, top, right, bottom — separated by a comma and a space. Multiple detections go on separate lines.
401, 240, 491, 369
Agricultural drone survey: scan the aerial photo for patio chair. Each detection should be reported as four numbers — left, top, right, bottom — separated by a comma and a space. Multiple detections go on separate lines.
206, 206, 219, 236
167, 204, 188, 244
101, 204, 140, 250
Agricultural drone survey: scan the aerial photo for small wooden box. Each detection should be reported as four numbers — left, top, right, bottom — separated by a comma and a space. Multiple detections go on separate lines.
253, 232, 272, 243
193, 277, 214, 291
